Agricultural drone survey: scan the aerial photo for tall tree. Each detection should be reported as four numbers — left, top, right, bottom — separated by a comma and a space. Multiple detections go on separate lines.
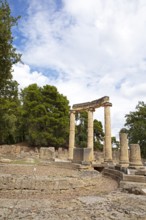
75, 112, 88, 148
75, 112, 104, 150
94, 119, 104, 151
0, 80, 21, 144
0, 0, 21, 88
125, 101, 146, 158
21, 84, 70, 148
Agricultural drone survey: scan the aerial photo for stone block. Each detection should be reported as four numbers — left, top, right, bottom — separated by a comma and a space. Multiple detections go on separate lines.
39, 147, 55, 160
135, 169, 146, 176
123, 175, 146, 183
73, 148, 92, 164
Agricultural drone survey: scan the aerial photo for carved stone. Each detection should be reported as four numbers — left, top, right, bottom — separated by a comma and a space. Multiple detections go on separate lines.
39, 147, 55, 160
68, 110, 76, 160
119, 133, 129, 167
103, 103, 112, 162
72, 96, 109, 111
69, 97, 112, 163
87, 108, 95, 160
129, 144, 143, 168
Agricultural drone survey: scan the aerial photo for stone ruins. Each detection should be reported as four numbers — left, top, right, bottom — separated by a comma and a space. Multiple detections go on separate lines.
69, 96, 112, 163
0, 96, 146, 219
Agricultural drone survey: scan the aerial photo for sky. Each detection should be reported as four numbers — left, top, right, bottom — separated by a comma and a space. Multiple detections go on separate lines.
7, 0, 146, 140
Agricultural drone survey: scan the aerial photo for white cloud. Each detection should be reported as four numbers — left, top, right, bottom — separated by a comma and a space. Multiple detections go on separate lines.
13, 64, 50, 88
12, 0, 146, 140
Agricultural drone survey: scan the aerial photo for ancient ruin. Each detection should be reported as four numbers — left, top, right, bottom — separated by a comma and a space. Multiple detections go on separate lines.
69, 96, 112, 163
0, 97, 146, 219
129, 144, 143, 168
119, 132, 129, 167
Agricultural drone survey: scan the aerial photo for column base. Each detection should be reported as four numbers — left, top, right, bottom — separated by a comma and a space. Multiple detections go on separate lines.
104, 159, 113, 164
129, 164, 144, 169
129, 161, 143, 168
119, 161, 129, 168
68, 147, 74, 160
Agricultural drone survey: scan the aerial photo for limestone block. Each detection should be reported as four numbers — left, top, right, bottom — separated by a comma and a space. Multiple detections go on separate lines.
123, 175, 145, 183
119, 133, 129, 166
0, 158, 12, 163
73, 148, 92, 164
39, 147, 55, 160
129, 144, 143, 168
141, 188, 146, 195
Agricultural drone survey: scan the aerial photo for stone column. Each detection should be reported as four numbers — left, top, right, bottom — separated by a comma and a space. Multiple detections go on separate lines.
104, 102, 112, 162
68, 110, 76, 160
129, 144, 143, 168
119, 132, 129, 167
87, 108, 95, 161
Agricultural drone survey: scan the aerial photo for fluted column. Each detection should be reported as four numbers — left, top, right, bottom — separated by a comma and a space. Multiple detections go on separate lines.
119, 132, 129, 167
68, 110, 76, 160
104, 102, 112, 162
87, 108, 95, 161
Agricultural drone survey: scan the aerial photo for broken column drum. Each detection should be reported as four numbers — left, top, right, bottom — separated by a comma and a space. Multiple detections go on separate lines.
119, 132, 129, 166
129, 144, 143, 167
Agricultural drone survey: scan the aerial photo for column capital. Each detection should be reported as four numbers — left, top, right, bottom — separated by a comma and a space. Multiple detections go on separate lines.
103, 102, 112, 107
87, 107, 95, 112
70, 109, 76, 114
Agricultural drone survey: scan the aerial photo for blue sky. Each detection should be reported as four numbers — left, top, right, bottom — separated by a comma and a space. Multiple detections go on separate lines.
6, 0, 146, 139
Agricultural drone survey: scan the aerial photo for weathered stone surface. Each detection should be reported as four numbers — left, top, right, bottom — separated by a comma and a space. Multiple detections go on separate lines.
73, 148, 92, 163
72, 96, 109, 110
0, 191, 146, 220
0, 164, 146, 220
119, 133, 129, 167
129, 144, 143, 168
39, 147, 55, 160
0, 158, 12, 163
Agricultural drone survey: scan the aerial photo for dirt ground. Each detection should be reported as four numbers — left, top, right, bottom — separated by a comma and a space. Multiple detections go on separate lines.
0, 163, 146, 220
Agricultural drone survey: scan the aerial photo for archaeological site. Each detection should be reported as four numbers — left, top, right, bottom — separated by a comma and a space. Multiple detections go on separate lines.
0, 96, 146, 220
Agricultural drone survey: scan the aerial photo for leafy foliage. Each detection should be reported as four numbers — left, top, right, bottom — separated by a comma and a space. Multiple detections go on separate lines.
0, 80, 22, 144
75, 112, 104, 150
0, 0, 21, 89
75, 112, 88, 148
125, 101, 146, 158
93, 119, 104, 151
21, 84, 70, 148
111, 136, 119, 149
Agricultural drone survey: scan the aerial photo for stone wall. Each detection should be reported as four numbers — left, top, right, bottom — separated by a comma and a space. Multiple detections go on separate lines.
0, 144, 30, 155
0, 144, 69, 161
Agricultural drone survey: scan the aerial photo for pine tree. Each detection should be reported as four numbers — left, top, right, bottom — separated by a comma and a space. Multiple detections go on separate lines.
0, 0, 21, 88
21, 84, 70, 148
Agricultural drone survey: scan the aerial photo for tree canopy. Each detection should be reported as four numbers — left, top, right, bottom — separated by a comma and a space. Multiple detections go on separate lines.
21, 84, 70, 148
124, 101, 146, 158
0, 0, 22, 144
0, 0, 21, 89
75, 111, 104, 150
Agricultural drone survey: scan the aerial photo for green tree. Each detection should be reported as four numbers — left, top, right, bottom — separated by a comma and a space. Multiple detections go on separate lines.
0, 0, 21, 89
0, 80, 21, 144
125, 101, 146, 158
75, 112, 88, 148
21, 84, 70, 148
94, 119, 104, 151
0, 0, 22, 144
75, 112, 104, 150
111, 136, 119, 149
